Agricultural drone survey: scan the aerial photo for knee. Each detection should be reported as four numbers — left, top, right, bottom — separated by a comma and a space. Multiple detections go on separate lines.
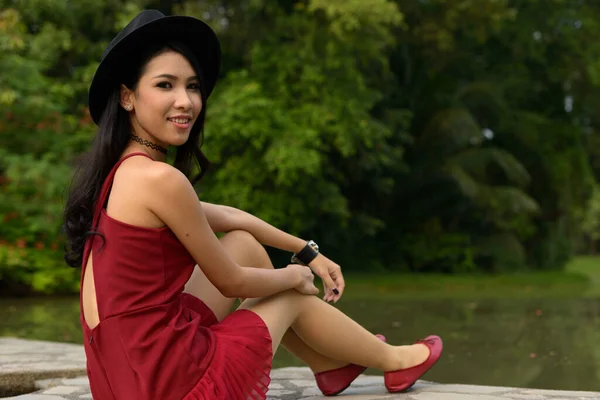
223, 229, 257, 246
221, 230, 262, 254
221, 230, 271, 268
270, 289, 315, 317
273, 289, 313, 304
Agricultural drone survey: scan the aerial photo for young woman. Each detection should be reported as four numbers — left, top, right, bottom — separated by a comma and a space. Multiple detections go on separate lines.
64, 10, 443, 400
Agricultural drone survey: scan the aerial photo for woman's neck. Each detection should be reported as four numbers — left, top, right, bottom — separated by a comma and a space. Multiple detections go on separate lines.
125, 132, 168, 161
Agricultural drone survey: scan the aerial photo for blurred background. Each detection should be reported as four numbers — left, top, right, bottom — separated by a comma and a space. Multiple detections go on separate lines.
1, 0, 600, 391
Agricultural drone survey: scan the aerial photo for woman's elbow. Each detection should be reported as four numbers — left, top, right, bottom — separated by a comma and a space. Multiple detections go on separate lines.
221, 206, 242, 232
216, 269, 245, 298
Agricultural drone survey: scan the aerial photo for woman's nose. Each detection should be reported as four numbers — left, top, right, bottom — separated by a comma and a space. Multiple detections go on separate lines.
174, 89, 193, 110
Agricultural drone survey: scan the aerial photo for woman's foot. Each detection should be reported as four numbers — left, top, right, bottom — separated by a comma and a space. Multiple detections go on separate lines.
315, 334, 386, 396
384, 335, 443, 393
396, 341, 432, 369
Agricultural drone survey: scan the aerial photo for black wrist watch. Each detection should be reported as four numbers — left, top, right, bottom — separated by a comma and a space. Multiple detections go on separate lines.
291, 240, 319, 266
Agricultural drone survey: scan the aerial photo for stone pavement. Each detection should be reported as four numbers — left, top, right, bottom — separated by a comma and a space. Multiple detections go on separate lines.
2, 338, 600, 400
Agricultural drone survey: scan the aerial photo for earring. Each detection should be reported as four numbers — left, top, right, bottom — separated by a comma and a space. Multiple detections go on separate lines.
124, 104, 132, 111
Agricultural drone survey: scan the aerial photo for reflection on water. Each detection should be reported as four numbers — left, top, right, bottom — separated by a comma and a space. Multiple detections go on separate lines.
1, 296, 599, 391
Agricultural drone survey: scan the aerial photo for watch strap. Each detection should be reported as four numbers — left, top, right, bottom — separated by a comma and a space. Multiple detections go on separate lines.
292, 241, 319, 265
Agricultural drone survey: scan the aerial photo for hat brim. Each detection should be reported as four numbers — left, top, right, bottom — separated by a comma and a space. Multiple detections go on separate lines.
89, 15, 221, 125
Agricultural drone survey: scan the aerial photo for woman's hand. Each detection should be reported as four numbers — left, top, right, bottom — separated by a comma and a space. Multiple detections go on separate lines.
287, 264, 319, 295
308, 254, 345, 303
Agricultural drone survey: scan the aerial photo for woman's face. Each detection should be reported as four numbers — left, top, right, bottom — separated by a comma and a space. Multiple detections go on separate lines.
122, 50, 203, 148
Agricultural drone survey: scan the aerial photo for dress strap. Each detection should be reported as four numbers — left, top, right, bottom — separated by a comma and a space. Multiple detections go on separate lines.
90, 152, 154, 230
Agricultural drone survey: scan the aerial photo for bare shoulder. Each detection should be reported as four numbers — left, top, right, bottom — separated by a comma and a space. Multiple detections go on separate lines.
108, 156, 193, 227
116, 156, 188, 192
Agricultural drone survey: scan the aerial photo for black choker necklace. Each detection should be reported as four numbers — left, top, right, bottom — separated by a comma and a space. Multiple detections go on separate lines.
130, 134, 167, 154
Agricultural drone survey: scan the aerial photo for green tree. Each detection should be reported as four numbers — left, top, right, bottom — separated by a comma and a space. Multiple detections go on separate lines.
581, 185, 600, 253
375, 0, 598, 271
191, 1, 407, 251
0, 0, 142, 292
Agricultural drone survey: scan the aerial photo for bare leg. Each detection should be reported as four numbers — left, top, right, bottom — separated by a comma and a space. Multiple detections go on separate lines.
184, 230, 350, 372
239, 291, 430, 371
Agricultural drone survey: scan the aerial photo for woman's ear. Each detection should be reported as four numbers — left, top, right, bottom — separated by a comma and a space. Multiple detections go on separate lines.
120, 84, 134, 111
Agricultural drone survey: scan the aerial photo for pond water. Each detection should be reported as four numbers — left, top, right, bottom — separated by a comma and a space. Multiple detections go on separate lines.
1, 295, 599, 391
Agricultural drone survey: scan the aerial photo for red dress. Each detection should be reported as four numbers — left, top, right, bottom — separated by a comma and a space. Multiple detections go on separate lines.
80, 152, 272, 400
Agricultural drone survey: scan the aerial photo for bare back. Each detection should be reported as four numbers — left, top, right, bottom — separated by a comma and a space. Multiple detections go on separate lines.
82, 154, 170, 330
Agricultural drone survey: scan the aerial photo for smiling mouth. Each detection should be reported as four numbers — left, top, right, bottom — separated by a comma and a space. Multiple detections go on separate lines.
168, 117, 191, 124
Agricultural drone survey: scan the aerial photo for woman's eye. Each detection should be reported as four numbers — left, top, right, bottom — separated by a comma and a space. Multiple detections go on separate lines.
188, 83, 200, 91
157, 82, 172, 89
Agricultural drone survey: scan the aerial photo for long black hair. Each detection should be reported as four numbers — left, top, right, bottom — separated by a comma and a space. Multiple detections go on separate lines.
63, 41, 211, 268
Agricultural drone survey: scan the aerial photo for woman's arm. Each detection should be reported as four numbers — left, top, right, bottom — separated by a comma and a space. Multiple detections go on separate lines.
200, 201, 306, 253
204, 202, 345, 303
144, 164, 316, 298
200, 202, 238, 233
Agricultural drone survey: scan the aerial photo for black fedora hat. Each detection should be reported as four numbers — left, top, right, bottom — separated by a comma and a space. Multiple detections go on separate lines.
88, 9, 221, 125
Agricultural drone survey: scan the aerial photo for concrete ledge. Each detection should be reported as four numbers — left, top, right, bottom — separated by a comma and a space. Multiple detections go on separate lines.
2, 338, 600, 399
0, 338, 86, 397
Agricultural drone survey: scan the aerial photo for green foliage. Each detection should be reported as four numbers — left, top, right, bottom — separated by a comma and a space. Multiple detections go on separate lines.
0, 0, 125, 293
2, 0, 600, 293
201, 0, 404, 235
580, 185, 600, 253
400, 232, 476, 274
0, 150, 78, 293
582, 186, 600, 241
381, 0, 599, 272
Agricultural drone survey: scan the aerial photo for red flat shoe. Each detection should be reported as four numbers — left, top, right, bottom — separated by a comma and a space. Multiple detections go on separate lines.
315, 334, 386, 396
384, 335, 443, 393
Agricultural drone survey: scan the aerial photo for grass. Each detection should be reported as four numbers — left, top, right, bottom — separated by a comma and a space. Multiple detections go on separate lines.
565, 255, 600, 295
330, 256, 600, 299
